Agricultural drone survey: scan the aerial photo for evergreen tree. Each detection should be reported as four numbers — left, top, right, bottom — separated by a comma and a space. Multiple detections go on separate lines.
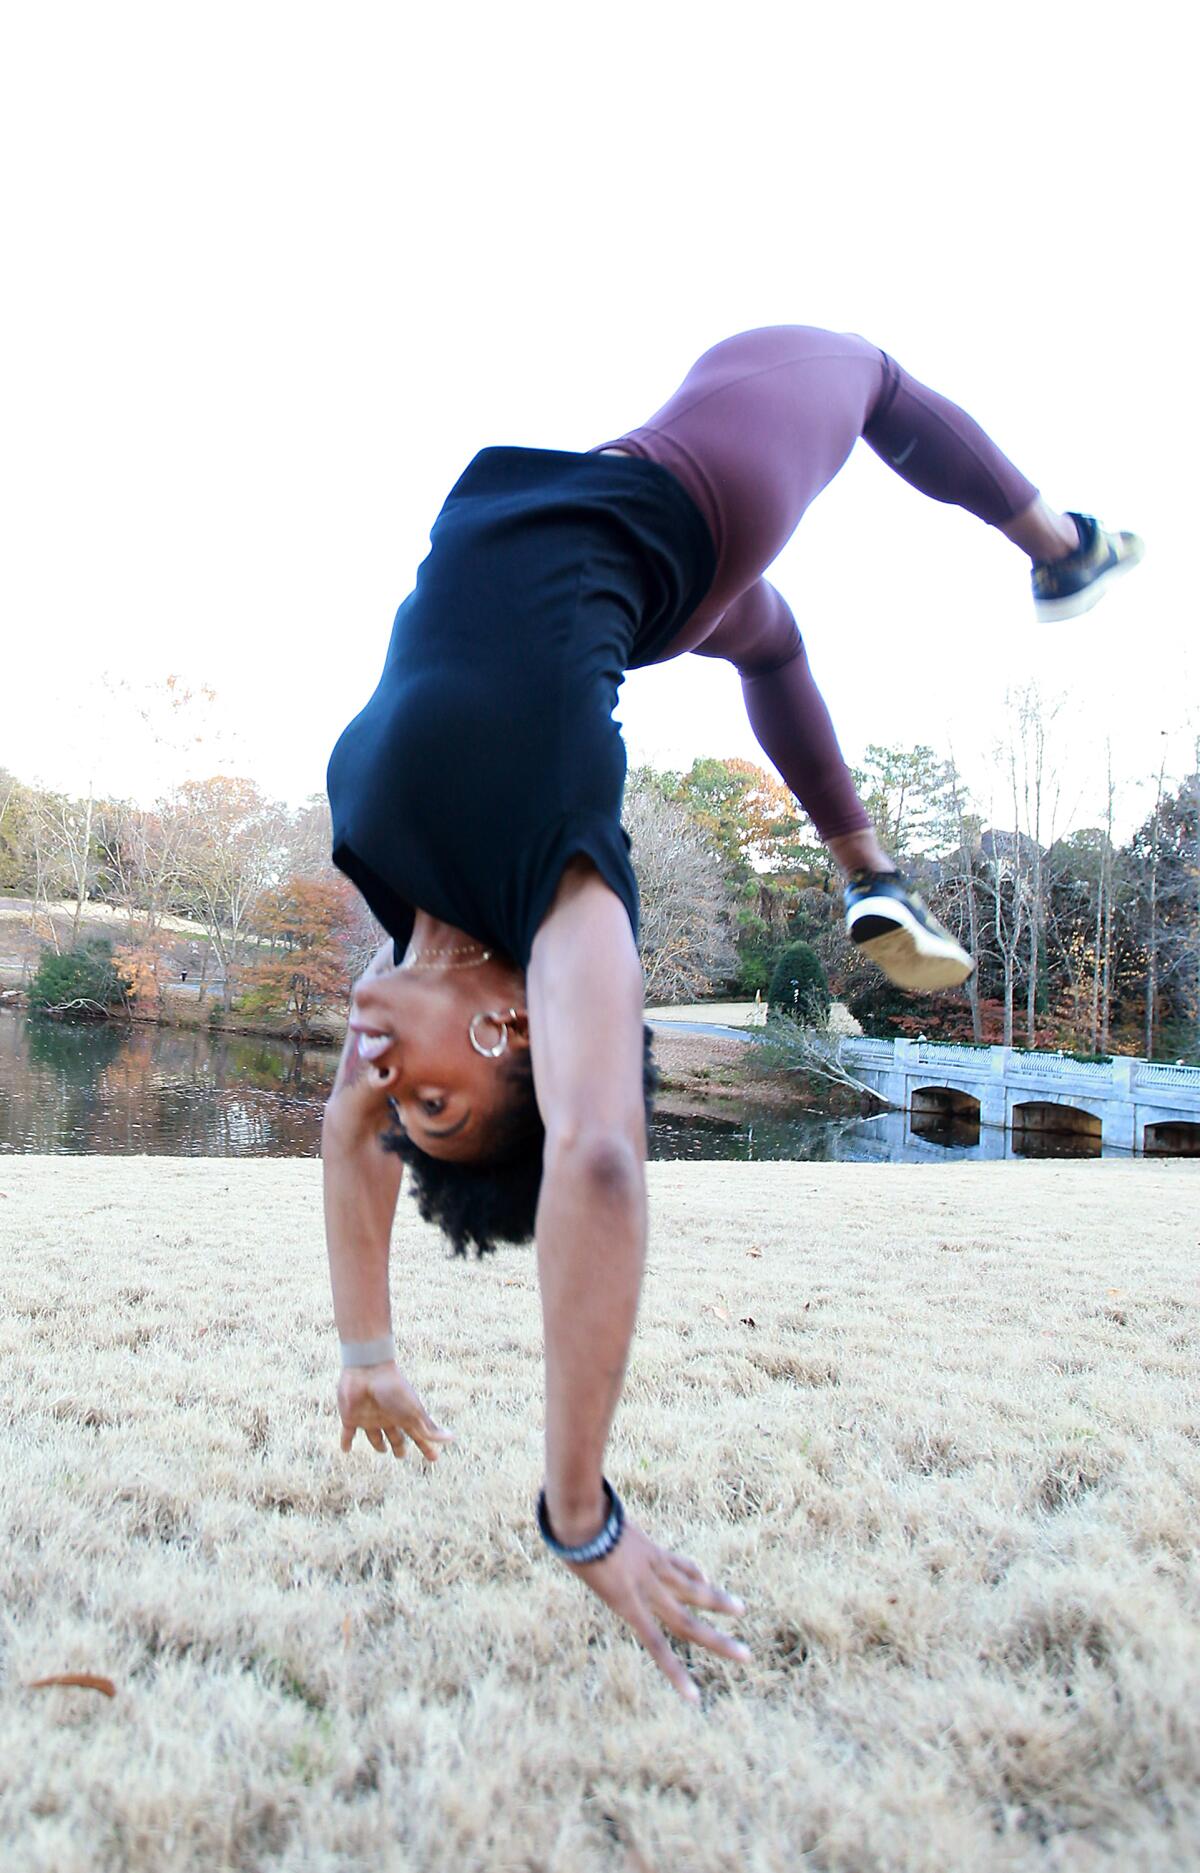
767, 941, 830, 1022
28, 939, 128, 1017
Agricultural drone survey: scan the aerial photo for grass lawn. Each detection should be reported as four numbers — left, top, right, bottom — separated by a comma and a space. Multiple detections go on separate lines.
1, 1156, 1197, 1871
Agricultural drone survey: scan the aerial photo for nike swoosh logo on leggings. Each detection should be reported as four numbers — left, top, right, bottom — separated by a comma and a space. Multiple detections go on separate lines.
891, 438, 917, 467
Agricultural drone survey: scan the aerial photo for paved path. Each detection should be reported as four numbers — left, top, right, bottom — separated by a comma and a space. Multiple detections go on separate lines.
647, 1018, 752, 1041
645, 1002, 764, 1029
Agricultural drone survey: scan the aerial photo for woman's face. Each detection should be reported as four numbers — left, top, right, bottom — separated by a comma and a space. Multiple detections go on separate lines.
348, 960, 530, 1162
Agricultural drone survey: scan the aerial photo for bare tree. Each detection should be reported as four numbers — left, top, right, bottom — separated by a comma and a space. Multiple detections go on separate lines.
172, 777, 286, 1011
18, 787, 98, 952
342, 886, 388, 982
1085, 751, 1117, 1052
624, 779, 737, 1003
1141, 746, 1168, 1059
1003, 687, 1069, 1046
943, 752, 984, 1041
279, 794, 336, 881
95, 797, 190, 942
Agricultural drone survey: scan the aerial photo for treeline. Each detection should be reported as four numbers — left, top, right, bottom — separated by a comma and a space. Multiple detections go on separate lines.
3, 695, 1197, 1058
0, 773, 376, 1034
623, 709, 1199, 1063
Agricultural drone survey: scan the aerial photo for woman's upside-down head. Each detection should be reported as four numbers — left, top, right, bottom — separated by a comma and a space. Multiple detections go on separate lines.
382, 1032, 657, 1257
346, 946, 657, 1257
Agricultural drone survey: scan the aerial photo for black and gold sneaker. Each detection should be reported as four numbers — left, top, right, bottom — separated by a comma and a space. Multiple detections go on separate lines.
844, 871, 974, 992
1032, 513, 1144, 622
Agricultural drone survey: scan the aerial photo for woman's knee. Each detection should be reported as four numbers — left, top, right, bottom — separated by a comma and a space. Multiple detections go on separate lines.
704, 581, 805, 678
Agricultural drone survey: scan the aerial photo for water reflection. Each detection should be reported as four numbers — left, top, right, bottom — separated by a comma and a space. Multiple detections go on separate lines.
650, 1109, 847, 1162
0, 1009, 1121, 1162
0, 1009, 331, 1157
844, 1106, 1121, 1162
652, 1104, 1122, 1163
910, 1108, 981, 1152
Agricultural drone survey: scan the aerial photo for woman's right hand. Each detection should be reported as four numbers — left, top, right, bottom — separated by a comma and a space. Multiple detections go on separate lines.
559, 1514, 750, 1703
337, 1362, 455, 1463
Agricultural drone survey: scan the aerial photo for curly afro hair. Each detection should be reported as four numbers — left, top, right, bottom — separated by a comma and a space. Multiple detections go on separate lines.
381, 1027, 659, 1257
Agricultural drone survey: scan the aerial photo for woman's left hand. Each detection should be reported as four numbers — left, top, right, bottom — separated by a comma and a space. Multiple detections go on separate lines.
562, 1515, 750, 1702
337, 1362, 455, 1464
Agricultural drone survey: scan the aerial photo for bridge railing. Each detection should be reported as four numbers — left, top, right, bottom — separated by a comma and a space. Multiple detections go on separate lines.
839, 1037, 1200, 1095
916, 1042, 993, 1069
1007, 1053, 1115, 1085
1132, 1060, 1200, 1089
841, 1037, 894, 1064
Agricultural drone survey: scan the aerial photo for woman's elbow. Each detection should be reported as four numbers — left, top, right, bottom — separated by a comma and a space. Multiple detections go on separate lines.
544, 1127, 645, 1205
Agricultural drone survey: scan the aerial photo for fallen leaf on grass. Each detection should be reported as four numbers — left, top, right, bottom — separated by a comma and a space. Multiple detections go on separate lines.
740, 1316, 757, 1328
28, 1673, 116, 1697
703, 1305, 730, 1323
746, 1246, 762, 1259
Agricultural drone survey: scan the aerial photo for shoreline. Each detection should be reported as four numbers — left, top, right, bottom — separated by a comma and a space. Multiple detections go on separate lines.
0, 999, 817, 1128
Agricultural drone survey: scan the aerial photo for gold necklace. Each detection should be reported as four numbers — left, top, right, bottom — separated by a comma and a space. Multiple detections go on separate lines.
400, 943, 493, 972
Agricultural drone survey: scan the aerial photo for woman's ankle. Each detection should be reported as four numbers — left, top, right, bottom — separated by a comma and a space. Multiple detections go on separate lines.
1000, 496, 1080, 564
828, 831, 896, 877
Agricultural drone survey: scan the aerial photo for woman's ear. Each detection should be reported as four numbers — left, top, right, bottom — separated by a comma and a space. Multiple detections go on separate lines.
507, 1008, 531, 1050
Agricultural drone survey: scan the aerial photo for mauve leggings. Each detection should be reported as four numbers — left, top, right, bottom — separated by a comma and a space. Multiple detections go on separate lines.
597, 327, 1039, 841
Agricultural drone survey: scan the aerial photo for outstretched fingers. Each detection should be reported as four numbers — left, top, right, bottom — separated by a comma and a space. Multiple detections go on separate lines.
653, 1554, 751, 1665
342, 1416, 454, 1463
626, 1604, 702, 1705
405, 1416, 455, 1463
665, 1552, 747, 1618
658, 1600, 752, 1666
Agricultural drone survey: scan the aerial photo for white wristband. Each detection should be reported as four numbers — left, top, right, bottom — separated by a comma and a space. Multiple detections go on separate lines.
340, 1334, 397, 1369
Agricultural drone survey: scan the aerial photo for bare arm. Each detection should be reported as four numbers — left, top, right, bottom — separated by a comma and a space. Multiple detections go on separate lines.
528, 863, 748, 1698
527, 863, 648, 1543
322, 939, 404, 1345
322, 939, 451, 1463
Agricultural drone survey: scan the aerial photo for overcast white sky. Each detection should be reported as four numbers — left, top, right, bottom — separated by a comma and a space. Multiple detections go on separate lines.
3, 2, 1195, 839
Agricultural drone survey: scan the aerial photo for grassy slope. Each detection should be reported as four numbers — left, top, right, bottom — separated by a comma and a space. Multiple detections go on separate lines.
1, 1157, 1197, 1872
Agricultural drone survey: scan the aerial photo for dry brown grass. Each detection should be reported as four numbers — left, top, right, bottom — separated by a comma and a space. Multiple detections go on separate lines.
1, 1156, 1198, 1872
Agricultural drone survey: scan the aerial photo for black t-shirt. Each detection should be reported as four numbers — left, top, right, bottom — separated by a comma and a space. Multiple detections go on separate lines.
326, 447, 715, 967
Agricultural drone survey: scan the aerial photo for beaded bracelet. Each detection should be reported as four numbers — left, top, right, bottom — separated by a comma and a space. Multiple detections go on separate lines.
536, 1478, 626, 1565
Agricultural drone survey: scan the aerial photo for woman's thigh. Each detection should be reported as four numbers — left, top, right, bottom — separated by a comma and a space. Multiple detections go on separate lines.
607, 326, 887, 620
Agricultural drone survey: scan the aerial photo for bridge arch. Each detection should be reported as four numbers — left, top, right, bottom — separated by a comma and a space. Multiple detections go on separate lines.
1144, 1120, 1200, 1157
911, 1084, 982, 1123
1011, 1099, 1102, 1155
909, 1083, 983, 1149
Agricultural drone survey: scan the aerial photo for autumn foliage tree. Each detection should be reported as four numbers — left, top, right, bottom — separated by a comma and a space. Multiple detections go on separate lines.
112, 931, 175, 1009
674, 756, 821, 875
243, 876, 358, 1037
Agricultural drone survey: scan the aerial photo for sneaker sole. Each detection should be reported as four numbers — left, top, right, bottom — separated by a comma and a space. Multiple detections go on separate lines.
847, 898, 975, 991
1034, 538, 1144, 623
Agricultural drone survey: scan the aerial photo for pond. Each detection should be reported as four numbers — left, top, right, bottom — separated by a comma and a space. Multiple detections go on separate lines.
0, 1009, 1122, 1163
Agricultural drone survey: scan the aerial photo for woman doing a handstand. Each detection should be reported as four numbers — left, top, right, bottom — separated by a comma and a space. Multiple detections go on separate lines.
323, 326, 1142, 1700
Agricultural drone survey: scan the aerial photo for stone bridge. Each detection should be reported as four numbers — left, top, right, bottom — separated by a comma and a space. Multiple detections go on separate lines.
837, 1037, 1200, 1155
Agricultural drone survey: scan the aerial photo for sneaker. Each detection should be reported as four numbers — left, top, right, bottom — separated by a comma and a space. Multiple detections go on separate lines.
1032, 513, 1144, 622
844, 871, 975, 992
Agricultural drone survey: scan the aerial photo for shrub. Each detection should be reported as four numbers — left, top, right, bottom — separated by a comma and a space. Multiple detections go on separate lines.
767, 941, 830, 1023
28, 940, 128, 1018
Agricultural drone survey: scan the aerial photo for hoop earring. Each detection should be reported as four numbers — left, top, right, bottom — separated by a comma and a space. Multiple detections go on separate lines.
469, 1010, 512, 1058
